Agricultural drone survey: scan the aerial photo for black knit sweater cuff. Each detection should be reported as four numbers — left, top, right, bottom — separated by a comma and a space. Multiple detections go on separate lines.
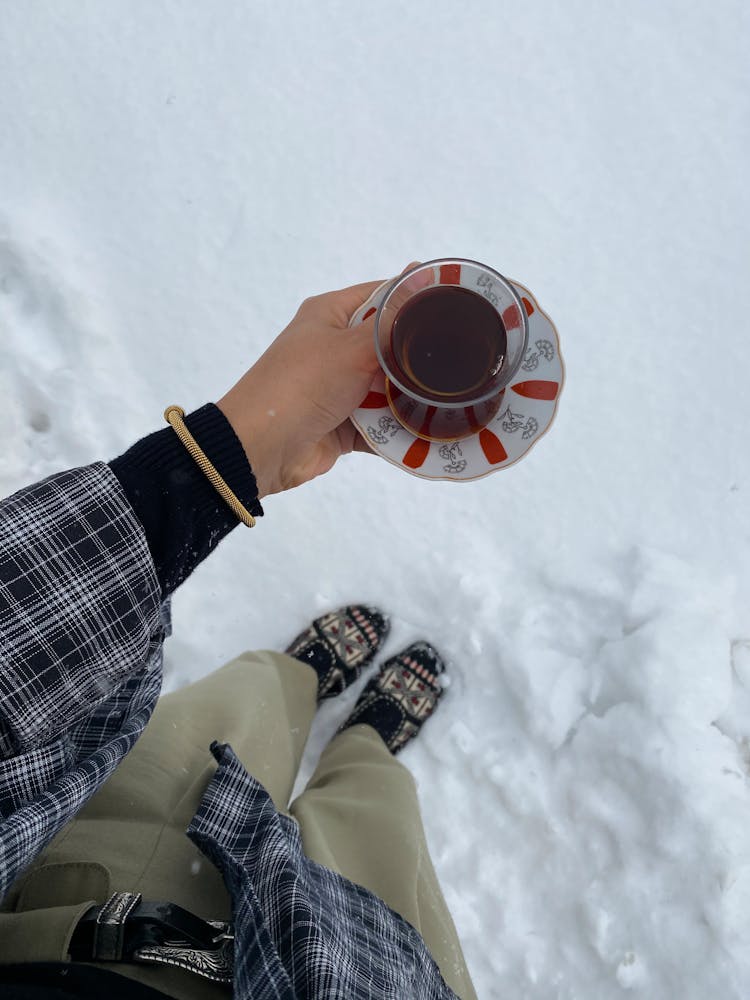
109, 403, 263, 597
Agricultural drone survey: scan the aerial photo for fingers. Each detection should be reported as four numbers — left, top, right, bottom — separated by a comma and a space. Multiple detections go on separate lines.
352, 433, 376, 456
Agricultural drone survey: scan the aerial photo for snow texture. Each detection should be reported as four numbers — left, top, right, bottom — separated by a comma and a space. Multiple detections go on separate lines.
1, 2, 749, 997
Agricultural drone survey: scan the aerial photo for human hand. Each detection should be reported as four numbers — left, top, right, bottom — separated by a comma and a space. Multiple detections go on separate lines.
217, 267, 418, 498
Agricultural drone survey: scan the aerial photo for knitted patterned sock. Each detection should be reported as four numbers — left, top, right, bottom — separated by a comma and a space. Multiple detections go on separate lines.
285, 605, 390, 701
339, 641, 445, 754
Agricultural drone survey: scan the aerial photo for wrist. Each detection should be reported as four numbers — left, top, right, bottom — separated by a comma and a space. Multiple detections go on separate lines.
216, 389, 280, 499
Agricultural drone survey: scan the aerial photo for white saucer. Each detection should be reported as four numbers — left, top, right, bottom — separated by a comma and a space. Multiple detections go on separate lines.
349, 278, 564, 481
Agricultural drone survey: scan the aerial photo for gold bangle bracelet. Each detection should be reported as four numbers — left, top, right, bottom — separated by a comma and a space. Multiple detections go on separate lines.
163, 405, 257, 527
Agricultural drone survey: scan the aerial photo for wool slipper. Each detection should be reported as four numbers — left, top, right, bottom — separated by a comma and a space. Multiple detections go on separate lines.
339, 641, 445, 753
285, 605, 390, 701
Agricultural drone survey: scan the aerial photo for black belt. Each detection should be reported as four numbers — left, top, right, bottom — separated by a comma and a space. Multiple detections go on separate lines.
69, 892, 234, 985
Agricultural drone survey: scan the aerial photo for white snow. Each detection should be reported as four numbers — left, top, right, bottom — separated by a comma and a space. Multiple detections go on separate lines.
1, 2, 749, 996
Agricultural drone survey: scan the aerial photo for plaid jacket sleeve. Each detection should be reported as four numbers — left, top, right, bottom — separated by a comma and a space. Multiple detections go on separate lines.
0, 463, 169, 901
0, 463, 164, 757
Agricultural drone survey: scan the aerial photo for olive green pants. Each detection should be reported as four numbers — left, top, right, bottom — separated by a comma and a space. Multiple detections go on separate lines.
0, 651, 476, 1000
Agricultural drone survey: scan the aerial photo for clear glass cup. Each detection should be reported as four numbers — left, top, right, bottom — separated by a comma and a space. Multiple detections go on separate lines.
374, 258, 529, 442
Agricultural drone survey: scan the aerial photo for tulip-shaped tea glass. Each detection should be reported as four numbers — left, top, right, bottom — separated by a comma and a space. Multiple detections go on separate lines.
374, 259, 529, 441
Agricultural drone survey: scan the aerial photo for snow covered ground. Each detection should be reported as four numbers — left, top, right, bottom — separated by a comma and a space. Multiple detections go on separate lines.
2, 2, 749, 996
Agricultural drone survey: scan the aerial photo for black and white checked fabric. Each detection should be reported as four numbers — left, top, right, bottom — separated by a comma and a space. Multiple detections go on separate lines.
0, 464, 458, 999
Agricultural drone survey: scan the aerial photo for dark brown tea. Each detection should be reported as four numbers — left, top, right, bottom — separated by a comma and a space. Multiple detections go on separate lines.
390, 285, 507, 401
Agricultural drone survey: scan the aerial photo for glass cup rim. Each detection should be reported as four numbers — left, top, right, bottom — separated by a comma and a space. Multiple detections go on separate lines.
373, 257, 529, 409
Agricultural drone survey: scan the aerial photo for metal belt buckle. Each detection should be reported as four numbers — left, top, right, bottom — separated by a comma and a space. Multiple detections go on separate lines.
75, 892, 235, 986
133, 919, 234, 985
